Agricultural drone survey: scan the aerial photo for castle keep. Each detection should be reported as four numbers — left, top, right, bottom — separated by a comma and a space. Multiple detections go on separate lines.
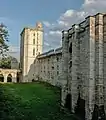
20, 22, 43, 82
20, 13, 106, 120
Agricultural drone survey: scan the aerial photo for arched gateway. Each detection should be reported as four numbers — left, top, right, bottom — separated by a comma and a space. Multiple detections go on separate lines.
0, 74, 4, 82
7, 74, 12, 82
0, 69, 20, 83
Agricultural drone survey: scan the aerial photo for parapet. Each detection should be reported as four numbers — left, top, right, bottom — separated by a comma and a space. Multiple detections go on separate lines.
55, 47, 62, 54
63, 13, 106, 36
37, 47, 62, 59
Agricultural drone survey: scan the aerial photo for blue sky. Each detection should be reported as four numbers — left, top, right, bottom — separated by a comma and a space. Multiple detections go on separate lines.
0, 0, 106, 60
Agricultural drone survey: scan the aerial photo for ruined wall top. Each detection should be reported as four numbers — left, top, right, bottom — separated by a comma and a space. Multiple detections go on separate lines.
62, 13, 106, 37
37, 47, 62, 59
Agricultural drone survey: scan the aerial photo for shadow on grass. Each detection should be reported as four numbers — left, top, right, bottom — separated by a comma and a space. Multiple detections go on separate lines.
0, 83, 79, 120
0, 85, 26, 120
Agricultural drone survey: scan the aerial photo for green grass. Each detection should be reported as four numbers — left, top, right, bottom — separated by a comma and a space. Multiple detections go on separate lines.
0, 82, 76, 120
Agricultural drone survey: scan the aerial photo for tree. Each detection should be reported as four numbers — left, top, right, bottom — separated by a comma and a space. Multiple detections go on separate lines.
0, 56, 19, 69
0, 56, 11, 69
0, 23, 9, 57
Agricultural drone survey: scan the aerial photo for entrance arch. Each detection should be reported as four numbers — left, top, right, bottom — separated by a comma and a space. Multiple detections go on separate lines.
0, 74, 4, 82
64, 94, 72, 111
7, 74, 12, 82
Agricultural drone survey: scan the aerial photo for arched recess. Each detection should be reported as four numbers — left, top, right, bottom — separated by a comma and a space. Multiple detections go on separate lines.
69, 42, 72, 53
0, 74, 4, 82
74, 93, 85, 120
17, 72, 20, 83
64, 94, 72, 111
7, 74, 12, 82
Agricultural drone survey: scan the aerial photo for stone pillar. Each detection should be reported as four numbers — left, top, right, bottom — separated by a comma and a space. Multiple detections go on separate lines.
54, 56, 57, 86
71, 24, 79, 113
103, 14, 106, 115
61, 30, 69, 106
85, 16, 95, 120
92, 13, 105, 120
4, 74, 7, 83
12, 72, 17, 83
67, 32, 72, 92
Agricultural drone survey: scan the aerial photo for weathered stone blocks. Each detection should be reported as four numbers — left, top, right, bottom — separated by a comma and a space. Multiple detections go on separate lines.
61, 13, 106, 120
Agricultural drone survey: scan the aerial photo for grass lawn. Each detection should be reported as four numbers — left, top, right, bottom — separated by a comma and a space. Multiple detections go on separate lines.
0, 82, 76, 120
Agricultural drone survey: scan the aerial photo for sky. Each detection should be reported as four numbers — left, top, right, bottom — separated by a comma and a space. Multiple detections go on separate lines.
0, 0, 106, 61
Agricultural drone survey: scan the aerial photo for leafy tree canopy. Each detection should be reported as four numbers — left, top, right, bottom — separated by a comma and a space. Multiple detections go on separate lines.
0, 56, 11, 69
0, 23, 9, 57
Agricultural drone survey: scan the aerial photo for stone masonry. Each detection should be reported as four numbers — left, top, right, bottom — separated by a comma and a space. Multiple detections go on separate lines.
61, 13, 106, 120
20, 13, 106, 120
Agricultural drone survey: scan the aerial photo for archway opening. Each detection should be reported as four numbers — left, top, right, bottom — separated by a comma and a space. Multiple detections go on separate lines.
0, 74, 4, 82
69, 43, 72, 53
7, 74, 12, 82
75, 93, 85, 120
64, 94, 72, 111
32, 79, 35, 82
17, 72, 20, 83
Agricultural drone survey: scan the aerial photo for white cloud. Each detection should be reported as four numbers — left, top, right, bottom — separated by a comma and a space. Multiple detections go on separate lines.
84, 0, 96, 5
60, 9, 75, 20
82, 0, 106, 12
49, 30, 61, 36
44, 42, 50, 46
43, 21, 51, 27
43, 0, 106, 52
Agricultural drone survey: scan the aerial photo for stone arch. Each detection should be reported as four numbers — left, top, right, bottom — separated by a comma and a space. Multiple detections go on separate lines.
7, 74, 12, 82
64, 93, 72, 111
0, 74, 4, 82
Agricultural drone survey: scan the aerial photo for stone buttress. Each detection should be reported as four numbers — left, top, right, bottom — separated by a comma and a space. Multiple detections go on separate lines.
61, 30, 69, 106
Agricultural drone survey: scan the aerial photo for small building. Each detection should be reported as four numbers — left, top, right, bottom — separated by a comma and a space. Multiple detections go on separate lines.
11, 57, 19, 69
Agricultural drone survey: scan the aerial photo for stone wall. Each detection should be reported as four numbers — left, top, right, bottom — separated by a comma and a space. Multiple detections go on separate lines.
27, 47, 62, 87
61, 13, 106, 120
20, 12, 106, 120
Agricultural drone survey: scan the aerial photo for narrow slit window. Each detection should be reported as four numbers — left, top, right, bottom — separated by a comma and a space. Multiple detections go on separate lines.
33, 39, 35, 44
33, 48, 35, 56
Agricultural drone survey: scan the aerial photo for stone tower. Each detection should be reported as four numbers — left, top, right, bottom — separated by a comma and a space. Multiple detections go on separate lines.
20, 22, 43, 82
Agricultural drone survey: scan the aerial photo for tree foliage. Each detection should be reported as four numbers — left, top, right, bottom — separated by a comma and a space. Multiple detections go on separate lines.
0, 56, 18, 69
0, 23, 9, 57
0, 56, 11, 69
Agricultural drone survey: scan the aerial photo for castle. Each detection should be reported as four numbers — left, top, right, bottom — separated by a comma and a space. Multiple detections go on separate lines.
20, 13, 106, 120
20, 22, 62, 86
